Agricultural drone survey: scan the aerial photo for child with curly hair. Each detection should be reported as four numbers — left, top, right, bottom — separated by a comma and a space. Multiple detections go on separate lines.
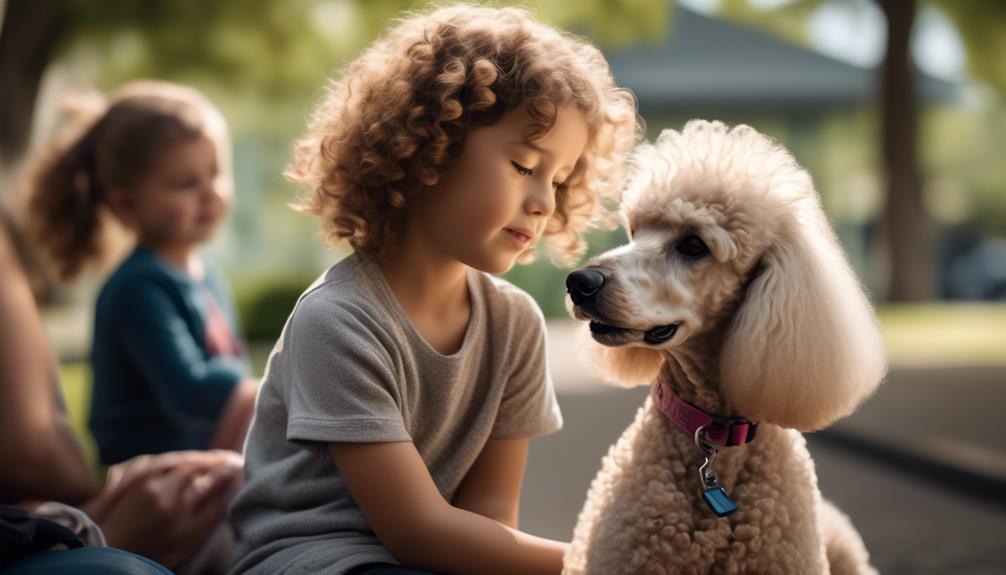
25, 81, 259, 465
228, 6, 640, 574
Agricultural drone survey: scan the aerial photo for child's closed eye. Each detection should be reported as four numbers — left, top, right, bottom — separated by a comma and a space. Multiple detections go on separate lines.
511, 161, 534, 176
512, 161, 568, 191
169, 176, 201, 190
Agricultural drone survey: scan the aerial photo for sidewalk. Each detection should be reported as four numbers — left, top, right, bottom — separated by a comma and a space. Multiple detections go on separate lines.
825, 364, 1006, 490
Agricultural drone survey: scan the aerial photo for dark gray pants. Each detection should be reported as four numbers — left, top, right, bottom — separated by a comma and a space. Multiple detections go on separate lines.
346, 563, 441, 575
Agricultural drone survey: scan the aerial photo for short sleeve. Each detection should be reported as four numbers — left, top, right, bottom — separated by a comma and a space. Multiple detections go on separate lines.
284, 293, 411, 446
491, 293, 563, 439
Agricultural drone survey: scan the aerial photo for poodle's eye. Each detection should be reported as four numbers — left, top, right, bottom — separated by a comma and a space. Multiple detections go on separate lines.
511, 161, 534, 176
675, 235, 709, 259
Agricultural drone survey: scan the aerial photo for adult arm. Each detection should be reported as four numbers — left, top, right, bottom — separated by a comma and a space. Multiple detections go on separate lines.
0, 222, 98, 504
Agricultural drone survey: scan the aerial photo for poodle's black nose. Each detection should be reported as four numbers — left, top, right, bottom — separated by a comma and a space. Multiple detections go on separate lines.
566, 269, 606, 305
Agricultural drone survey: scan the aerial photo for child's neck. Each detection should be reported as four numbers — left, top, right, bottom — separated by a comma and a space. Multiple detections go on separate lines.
377, 233, 471, 355
141, 240, 203, 280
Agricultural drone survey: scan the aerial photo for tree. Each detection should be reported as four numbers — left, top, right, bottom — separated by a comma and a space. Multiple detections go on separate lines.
0, 0, 344, 169
0, 0, 666, 171
878, 0, 928, 301
717, 0, 1006, 301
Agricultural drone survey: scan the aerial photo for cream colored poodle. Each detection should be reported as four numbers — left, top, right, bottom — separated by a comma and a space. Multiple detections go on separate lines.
563, 120, 887, 575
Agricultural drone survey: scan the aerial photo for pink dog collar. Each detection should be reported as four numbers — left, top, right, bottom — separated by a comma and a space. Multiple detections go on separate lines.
652, 382, 757, 448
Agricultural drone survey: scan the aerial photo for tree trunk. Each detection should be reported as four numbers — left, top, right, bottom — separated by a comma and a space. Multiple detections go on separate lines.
878, 0, 930, 301
0, 0, 63, 170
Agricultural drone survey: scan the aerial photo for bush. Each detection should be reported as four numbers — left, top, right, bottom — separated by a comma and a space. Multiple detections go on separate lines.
235, 275, 315, 343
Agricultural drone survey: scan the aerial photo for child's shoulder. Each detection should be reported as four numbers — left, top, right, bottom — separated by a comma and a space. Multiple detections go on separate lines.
98, 248, 178, 303
288, 254, 388, 334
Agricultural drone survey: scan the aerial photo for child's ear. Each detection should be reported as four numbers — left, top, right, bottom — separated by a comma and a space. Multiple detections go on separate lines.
105, 186, 136, 228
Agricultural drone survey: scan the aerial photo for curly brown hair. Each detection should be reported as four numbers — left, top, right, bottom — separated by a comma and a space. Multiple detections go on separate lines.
288, 5, 641, 265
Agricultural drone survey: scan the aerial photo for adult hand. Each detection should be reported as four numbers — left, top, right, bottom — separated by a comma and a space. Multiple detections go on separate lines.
82, 450, 243, 568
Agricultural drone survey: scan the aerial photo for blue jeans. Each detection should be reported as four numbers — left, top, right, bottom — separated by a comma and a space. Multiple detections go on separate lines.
346, 563, 442, 575
0, 547, 173, 574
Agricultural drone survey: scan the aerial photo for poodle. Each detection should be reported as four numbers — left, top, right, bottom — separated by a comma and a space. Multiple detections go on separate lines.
562, 120, 887, 575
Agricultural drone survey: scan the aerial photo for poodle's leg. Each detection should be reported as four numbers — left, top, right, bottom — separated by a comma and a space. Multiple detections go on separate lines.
819, 498, 878, 575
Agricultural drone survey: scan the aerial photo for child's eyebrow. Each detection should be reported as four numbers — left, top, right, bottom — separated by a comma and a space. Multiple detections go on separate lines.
511, 139, 552, 158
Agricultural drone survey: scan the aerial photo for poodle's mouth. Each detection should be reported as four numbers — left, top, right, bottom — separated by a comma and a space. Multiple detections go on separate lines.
588, 321, 680, 346
643, 323, 680, 344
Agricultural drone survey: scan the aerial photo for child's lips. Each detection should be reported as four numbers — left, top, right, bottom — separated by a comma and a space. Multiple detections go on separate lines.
197, 211, 220, 227
505, 228, 533, 248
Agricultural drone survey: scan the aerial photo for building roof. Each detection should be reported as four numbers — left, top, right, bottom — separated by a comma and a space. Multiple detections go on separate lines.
604, 5, 961, 110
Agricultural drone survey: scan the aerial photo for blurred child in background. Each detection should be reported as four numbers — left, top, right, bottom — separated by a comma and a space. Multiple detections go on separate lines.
25, 81, 259, 465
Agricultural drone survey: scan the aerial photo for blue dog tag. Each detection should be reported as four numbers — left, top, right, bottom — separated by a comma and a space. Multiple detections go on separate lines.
703, 487, 738, 517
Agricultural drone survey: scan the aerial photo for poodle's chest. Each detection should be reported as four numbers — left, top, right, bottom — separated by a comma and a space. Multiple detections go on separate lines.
631, 411, 815, 514
577, 409, 826, 573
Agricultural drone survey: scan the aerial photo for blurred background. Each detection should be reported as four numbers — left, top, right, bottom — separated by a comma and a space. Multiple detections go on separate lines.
1, 0, 1003, 572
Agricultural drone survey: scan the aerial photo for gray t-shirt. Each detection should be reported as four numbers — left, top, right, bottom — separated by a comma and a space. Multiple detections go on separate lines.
227, 253, 563, 574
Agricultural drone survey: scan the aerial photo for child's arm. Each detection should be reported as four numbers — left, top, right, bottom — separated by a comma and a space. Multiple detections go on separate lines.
207, 378, 258, 451
114, 276, 248, 430
329, 440, 567, 575
451, 437, 528, 528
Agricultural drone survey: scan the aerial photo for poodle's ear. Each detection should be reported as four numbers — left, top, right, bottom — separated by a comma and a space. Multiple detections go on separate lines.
580, 328, 664, 388
719, 204, 887, 431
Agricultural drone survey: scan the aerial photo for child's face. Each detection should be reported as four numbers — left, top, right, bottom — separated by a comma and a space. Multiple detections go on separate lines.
412, 104, 589, 274
125, 134, 230, 249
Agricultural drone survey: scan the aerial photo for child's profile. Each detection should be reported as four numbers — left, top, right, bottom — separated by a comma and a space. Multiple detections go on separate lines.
228, 6, 640, 574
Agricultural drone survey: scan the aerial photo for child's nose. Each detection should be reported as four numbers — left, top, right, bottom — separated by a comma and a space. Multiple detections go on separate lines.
525, 180, 555, 218
203, 177, 228, 202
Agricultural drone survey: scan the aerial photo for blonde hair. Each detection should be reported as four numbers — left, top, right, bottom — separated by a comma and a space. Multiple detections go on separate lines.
288, 5, 641, 264
25, 81, 229, 280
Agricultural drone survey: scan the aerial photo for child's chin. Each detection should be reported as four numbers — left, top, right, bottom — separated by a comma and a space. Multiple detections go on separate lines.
464, 253, 518, 275
189, 227, 219, 244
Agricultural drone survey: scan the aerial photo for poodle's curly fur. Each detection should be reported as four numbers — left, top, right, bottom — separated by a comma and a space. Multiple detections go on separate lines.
564, 121, 887, 574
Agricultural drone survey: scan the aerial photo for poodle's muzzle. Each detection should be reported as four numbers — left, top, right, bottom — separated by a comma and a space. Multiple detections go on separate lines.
566, 268, 679, 347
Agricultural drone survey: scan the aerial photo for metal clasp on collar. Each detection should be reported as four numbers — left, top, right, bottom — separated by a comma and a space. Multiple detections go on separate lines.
694, 425, 738, 517
694, 425, 719, 488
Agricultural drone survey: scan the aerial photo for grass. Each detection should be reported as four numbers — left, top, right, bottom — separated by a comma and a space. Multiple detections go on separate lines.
57, 362, 99, 472
877, 303, 1006, 365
